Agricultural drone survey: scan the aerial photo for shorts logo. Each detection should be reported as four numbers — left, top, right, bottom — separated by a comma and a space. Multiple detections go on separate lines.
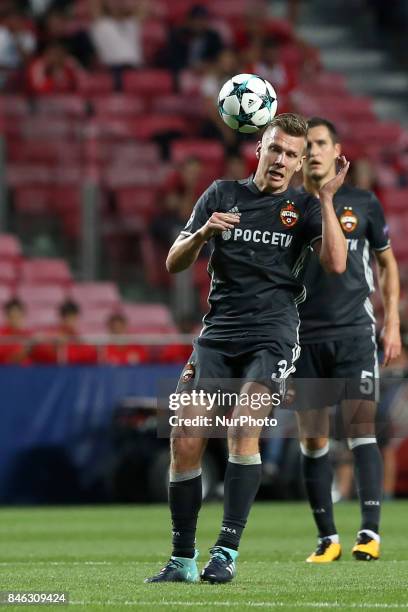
182, 362, 195, 382
222, 229, 232, 240
340, 207, 358, 232
280, 201, 299, 227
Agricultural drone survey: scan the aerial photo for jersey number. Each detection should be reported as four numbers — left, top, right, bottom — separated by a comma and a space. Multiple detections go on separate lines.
360, 370, 373, 395
272, 360, 288, 379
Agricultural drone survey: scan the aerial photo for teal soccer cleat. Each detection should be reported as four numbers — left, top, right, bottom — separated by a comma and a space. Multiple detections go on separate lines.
144, 550, 199, 583
200, 546, 238, 584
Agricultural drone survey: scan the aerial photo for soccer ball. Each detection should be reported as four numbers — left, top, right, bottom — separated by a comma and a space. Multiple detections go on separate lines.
217, 74, 278, 133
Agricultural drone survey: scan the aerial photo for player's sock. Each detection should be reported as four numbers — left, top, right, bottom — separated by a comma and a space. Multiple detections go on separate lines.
169, 469, 202, 559
300, 443, 337, 538
215, 454, 262, 551
349, 438, 382, 533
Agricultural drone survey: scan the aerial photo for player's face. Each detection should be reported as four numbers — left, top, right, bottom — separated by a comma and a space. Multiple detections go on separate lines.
305, 125, 340, 181
255, 127, 305, 193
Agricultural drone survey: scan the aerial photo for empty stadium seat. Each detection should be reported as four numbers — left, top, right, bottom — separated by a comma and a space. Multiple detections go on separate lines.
20, 259, 73, 286
380, 188, 408, 213
70, 282, 121, 307
123, 302, 177, 332
123, 69, 173, 95
0, 234, 22, 261
0, 285, 12, 305
33, 95, 87, 117
115, 187, 159, 223
171, 139, 225, 164
92, 94, 145, 117
0, 262, 18, 287
78, 72, 114, 95
26, 306, 59, 330
17, 285, 67, 307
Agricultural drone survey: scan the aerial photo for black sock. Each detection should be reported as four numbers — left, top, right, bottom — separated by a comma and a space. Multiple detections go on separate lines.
169, 475, 202, 558
352, 442, 382, 534
302, 450, 337, 538
215, 460, 262, 551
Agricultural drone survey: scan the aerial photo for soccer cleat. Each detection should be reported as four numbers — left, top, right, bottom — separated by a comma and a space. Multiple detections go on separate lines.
200, 546, 238, 584
144, 550, 199, 583
306, 538, 342, 563
352, 532, 380, 561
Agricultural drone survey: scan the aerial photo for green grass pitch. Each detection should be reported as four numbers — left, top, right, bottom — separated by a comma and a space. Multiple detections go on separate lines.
1, 501, 408, 611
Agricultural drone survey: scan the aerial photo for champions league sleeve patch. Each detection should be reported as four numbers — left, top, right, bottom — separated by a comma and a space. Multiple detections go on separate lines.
280, 201, 299, 228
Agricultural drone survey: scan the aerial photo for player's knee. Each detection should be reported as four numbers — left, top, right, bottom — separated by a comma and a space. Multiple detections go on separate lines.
170, 436, 203, 471
228, 435, 260, 457
300, 437, 329, 455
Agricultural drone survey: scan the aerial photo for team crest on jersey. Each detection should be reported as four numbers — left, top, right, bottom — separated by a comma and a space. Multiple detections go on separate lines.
280, 201, 299, 228
340, 207, 358, 233
181, 362, 195, 382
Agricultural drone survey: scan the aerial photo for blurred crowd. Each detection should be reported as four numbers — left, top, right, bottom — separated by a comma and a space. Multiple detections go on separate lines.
0, 296, 191, 365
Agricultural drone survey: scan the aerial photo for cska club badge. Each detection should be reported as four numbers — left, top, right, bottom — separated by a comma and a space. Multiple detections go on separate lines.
280, 201, 299, 228
340, 206, 358, 232
181, 362, 195, 382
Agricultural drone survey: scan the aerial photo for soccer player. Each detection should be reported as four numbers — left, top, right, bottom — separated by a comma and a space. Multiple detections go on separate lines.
296, 117, 401, 563
145, 113, 348, 584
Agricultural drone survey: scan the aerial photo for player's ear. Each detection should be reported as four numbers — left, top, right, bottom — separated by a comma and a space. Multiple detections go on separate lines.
255, 141, 261, 159
296, 156, 305, 173
334, 142, 341, 157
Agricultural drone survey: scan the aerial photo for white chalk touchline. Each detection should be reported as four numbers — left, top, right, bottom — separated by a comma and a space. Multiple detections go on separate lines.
68, 602, 408, 609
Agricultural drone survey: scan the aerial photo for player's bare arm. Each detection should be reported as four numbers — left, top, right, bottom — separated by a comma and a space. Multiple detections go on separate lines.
166, 212, 240, 273
313, 155, 349, 274
375, 247, 401, 365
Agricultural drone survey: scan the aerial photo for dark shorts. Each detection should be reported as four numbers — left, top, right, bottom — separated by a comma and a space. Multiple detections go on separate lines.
177, 337, 300, 396
293, 335, 379, 409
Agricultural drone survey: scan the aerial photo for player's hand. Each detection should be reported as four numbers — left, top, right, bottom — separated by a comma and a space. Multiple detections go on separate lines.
381, 322, 402, 366
318, 155, 350, 200
199, 212, 240, 241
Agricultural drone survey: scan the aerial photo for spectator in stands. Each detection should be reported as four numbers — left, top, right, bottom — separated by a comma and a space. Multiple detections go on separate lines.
150, 156, 204, 251
38, 8, 95, 68
89, 0, 149, 89
54, 299, 97, 364
0, 298, 32, 364
166, 4, 224, 79
223, 154, 247, 181
103, 312, 148, 365
26, 40, 82, 94
247, 38, 295, 96
0, 7, 36, 89
199, 48, 241, 150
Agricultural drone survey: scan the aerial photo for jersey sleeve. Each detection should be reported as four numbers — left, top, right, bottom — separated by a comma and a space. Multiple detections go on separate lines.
367, 193, 391, 251
303, 195, 322, 245
179, 181, 218, 238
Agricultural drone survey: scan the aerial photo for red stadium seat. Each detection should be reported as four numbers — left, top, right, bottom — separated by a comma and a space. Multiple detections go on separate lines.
381, 188, 408, 213
79, 305, 115, 333
20, 259, 73, 286
0, 262, 17, 287
0, 96, 30, 118
115, 187, 159, 223
92, 94, 145, 118
26, 306, 59, 330
123, 69, 173, 95
33, 95, 87, 117
0, 285, 12, 305
17, 285, 67, 307
70, 282, 121, 307
0, 234, 22, 261
171, 139, 225, 164
7, 141, 81, 164
151, 93, 205, 117
132, 115, 190, 140
104, 165, 165, 189
123, 302, 177, 333
78, 72, 114, 95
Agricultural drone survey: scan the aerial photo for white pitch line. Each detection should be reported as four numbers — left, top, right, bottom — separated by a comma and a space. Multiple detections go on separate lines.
68, 602, 408, 609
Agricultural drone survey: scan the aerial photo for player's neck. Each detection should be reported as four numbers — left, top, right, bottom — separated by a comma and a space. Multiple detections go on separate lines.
253, 175, 288, 195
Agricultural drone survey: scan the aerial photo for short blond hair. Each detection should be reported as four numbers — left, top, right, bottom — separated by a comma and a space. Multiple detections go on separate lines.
263, 113, 307, 139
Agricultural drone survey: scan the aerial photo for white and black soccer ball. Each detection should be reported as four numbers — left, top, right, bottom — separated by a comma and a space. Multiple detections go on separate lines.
217, 74, 278, 133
